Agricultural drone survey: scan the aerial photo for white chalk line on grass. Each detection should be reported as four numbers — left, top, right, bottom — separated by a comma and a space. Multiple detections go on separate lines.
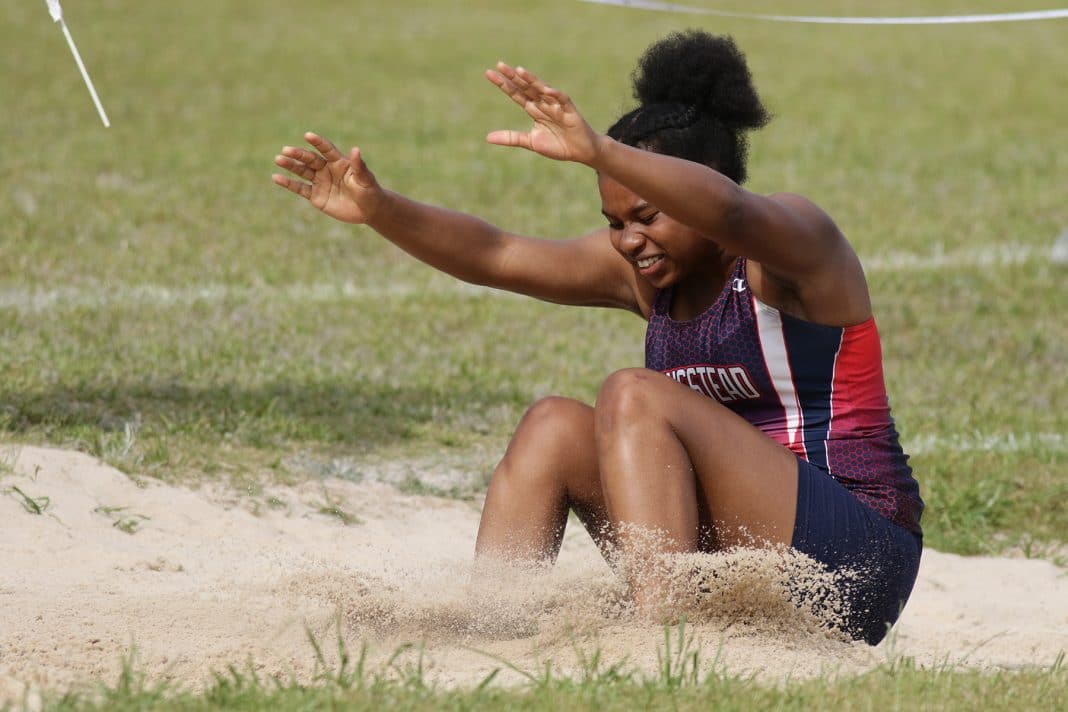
863, 242, 1046, 271
905, 431, 1066, 456
0, 280, 500, 313
0, 241, 1057, 313
581, 0, 1068, 25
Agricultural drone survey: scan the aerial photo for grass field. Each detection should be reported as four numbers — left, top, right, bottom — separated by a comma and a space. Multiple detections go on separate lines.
27, 649, 1068, 711
2, 0, 1066, 707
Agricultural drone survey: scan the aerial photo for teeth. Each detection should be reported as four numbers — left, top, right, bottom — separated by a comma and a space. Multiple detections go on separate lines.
637, 256, 661, 269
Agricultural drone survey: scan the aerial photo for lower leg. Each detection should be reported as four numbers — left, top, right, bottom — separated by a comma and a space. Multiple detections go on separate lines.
474, 397, 602, 562
475, 460, 568, 561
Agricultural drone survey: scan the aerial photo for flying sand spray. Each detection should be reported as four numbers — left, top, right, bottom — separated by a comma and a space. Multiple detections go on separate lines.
44, 0, 110, 127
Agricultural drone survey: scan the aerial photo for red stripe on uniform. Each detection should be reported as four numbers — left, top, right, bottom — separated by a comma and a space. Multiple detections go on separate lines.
829, 317, 891, 435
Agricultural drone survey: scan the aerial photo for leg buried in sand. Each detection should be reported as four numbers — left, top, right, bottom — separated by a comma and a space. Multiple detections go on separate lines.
475, 367, 920, 644
476, 368, 797, 598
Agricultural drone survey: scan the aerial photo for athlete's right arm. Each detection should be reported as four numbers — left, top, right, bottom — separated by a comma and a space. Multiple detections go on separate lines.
273, 132, 638, 311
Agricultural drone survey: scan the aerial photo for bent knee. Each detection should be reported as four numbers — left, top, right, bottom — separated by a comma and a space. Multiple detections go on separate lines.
518, 396, 592, 436
595, 368, 668, 429
492, 397, 595, 491
505, 396, 594, 463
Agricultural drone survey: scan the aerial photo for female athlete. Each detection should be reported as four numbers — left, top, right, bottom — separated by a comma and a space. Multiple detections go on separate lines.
272, 30, 924, 644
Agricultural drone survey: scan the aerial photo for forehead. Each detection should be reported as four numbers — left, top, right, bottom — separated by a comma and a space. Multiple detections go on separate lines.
597, 174, 648, 214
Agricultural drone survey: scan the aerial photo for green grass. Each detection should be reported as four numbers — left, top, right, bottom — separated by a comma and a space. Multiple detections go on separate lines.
92, 505, 151, 534
23, 639, 1068, 712
1, 0, 1066, 706
6, 484, 51, 514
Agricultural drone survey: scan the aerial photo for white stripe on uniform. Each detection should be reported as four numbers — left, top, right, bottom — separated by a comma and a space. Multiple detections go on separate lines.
753, 298, 805, 453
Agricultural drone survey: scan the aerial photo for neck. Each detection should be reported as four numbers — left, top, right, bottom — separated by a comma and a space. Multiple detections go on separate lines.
669, 253, 738, 321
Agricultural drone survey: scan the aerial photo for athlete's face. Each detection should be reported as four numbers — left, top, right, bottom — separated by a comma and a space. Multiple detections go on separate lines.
598, 175, 721, 289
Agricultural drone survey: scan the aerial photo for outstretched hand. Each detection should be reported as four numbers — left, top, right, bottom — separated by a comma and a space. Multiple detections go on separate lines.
272, 133, 384, 224
485, 63, 602, 165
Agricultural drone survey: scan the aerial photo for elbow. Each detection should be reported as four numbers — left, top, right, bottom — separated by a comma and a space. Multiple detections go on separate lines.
719, 183, 748, 234
703, 182, 750, 244
463, 232, 512, 288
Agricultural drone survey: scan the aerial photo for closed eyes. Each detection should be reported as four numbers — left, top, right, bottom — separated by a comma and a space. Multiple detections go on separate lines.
603, 211, 658, 230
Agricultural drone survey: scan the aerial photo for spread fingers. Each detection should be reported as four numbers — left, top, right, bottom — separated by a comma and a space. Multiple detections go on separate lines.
271, 174, 312, 199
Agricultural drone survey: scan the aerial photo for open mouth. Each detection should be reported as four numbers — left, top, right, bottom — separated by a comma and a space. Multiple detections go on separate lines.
637, 255, 663, 270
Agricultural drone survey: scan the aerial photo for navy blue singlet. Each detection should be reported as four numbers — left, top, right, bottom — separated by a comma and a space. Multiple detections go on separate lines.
644, 257, 923, 534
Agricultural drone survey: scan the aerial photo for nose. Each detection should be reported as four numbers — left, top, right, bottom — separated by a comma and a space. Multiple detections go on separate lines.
616, 223, 646, 257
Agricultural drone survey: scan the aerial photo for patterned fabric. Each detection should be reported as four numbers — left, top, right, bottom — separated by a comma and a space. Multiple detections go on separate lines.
644, 258, 923, 534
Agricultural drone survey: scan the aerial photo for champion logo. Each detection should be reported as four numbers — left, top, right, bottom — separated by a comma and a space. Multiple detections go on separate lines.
732, 278, 747, 293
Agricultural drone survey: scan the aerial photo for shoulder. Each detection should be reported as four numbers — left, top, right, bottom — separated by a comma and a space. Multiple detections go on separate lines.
764, 192, 841, 241
749, 195, 872, 326
748, 191, 855, 274
726, 189, 847, 275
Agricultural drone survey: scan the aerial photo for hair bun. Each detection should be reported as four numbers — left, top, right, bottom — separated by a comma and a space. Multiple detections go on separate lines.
632, 30, 770, 132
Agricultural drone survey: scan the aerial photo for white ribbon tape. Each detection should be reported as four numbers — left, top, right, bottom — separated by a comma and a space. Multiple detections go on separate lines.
44, 0, 110, 127
45, 0, 63, 22
581, 0, 1068, 24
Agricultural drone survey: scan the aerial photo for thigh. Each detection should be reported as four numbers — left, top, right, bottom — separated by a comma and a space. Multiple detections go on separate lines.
600, 368, 800, 549
480, 397, 614, 557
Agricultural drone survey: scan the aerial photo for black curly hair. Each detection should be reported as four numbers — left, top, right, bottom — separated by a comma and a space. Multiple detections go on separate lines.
607, 30, 770, 184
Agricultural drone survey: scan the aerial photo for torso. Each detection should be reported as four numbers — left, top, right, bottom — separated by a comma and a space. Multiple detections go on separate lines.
644, 257, 924, 534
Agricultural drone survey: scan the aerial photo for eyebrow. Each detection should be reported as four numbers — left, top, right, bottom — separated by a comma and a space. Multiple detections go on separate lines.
601, 201, 653, 221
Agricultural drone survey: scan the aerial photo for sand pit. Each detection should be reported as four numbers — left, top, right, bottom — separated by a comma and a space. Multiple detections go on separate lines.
1, 445, 1066, 703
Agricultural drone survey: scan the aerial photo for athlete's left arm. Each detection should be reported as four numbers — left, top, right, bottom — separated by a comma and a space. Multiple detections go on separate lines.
592, 141, 871, 324
592, 139, 840, 272
486, 62, 868, 323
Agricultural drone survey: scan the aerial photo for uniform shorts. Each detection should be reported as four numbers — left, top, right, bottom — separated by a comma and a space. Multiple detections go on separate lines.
791, 457, 922, 645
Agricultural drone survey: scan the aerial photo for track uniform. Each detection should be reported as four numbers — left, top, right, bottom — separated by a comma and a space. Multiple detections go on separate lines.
645, 257, 923, 644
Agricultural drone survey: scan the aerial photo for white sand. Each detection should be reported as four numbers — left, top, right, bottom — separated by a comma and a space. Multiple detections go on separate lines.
1, 446, 1066, 703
